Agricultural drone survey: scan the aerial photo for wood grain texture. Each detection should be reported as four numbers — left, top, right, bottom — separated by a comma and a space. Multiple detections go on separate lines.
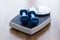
7, 23, 50, 40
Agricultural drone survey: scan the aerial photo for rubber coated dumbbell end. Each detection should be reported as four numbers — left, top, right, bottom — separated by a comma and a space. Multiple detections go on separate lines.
20, 16, 29, 24
20, 9, 28, 15
30, 17, 39, 26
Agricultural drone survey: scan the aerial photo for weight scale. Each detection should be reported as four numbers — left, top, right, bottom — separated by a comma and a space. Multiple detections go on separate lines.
9, 6, 51, 35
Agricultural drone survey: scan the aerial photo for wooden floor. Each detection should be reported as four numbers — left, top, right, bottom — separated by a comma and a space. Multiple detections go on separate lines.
10, 23, 51, 40
0, 0, 60, 40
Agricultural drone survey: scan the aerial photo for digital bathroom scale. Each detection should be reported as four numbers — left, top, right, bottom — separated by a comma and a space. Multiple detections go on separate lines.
9, 14, 51, 35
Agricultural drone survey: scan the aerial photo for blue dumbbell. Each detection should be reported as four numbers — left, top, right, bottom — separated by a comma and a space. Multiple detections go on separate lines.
20, 9, 29, 24
28, 11, 39, 26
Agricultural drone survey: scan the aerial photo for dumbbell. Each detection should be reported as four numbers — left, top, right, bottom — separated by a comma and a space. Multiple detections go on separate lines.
20, 9, 29, 25
28, 11, 39, 27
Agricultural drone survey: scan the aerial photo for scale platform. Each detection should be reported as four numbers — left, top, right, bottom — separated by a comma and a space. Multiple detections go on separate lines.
9, 14, 51, 35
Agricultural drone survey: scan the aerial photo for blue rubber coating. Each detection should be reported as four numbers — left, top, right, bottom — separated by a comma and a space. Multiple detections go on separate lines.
28, 11, 36, 18
20, 16, 29, 24
11, 14, 50, 28
20, 9, 28, 15
30, 17, 39, 26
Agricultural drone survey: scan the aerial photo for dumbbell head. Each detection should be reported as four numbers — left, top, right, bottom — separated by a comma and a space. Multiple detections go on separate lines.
30, 17, 39, 26
20, 9, 28, 15
20, 16, 29, 24
20, 9, 29, 24
28, 11, 39, 26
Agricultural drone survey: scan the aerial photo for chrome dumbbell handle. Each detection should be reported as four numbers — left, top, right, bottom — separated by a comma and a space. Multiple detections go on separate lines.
22, 12, 27, 16
31, 14, 35, 18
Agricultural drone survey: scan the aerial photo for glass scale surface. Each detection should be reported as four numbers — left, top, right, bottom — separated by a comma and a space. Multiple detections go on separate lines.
9, 13, 50, 35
